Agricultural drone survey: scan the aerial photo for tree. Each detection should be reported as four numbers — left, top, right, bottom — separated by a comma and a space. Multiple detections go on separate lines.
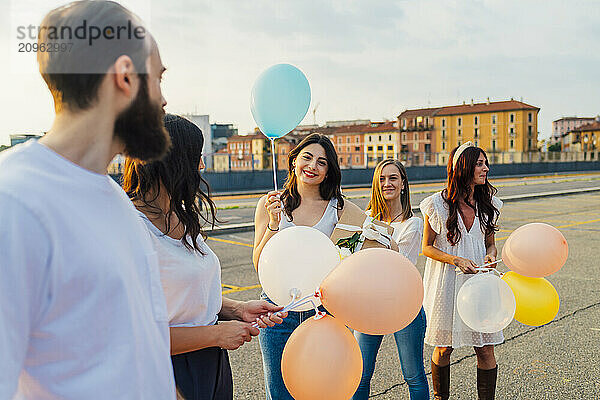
0, 145, 10, 152
548, 143, 561, 152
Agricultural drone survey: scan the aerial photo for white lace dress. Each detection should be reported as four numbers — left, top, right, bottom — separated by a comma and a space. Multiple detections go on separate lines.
419, 191, 504, 348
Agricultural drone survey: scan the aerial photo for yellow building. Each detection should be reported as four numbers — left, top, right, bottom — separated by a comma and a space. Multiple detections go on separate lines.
213, 148, 230, 172
362, 121, 400, 168
399, 99, 540, 165
434, 100, 539, 164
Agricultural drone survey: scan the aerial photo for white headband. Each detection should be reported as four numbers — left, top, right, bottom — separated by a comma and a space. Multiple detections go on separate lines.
452, 141, 475, 168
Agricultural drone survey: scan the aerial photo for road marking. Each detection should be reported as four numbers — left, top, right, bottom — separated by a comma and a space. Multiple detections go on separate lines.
222, 284, 261, 294
207, 237, 253, 248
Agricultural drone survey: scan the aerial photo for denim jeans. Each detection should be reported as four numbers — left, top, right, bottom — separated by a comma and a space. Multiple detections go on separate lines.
258, 293, 326, 400
352, 307, 429, 400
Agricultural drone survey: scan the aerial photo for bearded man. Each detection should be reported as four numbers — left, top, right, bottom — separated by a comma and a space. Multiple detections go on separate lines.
0, 1, 176, 398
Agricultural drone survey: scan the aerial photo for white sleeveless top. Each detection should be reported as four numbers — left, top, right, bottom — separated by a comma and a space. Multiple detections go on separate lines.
138, 211, 222, 327
279, 197, 339, 236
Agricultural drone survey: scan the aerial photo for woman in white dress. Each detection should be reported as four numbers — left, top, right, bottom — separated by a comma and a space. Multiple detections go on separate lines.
352, 159, 429, 400
420, 142, 502, 400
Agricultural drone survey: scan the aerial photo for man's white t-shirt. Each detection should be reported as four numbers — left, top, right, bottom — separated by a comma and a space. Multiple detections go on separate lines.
0, 141, 175, 399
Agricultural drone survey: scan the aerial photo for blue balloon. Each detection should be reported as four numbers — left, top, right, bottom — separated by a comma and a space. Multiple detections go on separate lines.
251, 64, 311, 139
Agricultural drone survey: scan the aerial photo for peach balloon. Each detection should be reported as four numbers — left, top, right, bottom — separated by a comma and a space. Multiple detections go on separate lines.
502, 223, 568, 278
320, 248, 424, 335
281, 315, 362, 400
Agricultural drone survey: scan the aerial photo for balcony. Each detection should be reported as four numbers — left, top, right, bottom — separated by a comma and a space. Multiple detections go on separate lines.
400, 125, 434, 132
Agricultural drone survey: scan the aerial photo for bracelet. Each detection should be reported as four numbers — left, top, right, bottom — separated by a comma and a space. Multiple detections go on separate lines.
267, 224, 279, 232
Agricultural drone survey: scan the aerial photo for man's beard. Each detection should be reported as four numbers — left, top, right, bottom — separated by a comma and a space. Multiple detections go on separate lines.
114, 76, 171, 161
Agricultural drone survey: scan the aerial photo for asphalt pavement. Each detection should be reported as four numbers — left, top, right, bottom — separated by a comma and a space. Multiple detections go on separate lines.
206, 187, 600, 399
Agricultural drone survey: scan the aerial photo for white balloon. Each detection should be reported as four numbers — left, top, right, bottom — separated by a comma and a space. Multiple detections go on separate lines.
457, 272, 516, 333
258, 226, 341, 311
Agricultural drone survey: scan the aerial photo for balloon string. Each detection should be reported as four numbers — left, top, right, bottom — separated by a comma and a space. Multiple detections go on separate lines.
251, 292, 320, 328
270, 138, 277, 191
454, 259, 504, 276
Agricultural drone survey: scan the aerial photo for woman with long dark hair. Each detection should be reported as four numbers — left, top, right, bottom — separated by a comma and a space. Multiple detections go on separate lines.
420, 142, 502, 400
252, 133, 345, 400
352, 159, 429, 400
123, 114, 286, 400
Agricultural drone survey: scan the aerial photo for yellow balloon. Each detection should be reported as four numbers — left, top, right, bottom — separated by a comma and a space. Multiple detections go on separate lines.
502, 271, 560, 326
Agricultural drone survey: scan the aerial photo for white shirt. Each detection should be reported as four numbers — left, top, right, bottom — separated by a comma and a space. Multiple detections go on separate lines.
365, 210, 423, 265
390, 216, 424, 265
139, 212, 222, 327
279, 198, 339, 236
0, 141, 175, 400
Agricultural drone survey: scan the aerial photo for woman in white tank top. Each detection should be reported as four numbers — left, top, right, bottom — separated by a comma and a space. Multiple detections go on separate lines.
253, 134, 345, 400
123, 115, 286, 400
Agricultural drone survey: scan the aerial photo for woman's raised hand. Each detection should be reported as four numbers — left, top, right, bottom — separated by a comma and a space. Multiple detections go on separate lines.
453, 256, 478, 274
265, 190, 282, 230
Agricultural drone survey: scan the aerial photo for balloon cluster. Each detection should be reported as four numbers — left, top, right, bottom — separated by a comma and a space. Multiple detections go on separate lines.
456, 223, 568, 333
259, 227, 424, 400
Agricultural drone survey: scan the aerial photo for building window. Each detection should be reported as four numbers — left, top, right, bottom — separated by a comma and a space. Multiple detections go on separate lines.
510, 113, 515, 123
414, 133, 418, 140
356, 156, 360, 163
474, 128, 479, 138
510, 127, 514, 135
346, 137, 350, 143
387, 145, 393, 151
528, 126, 533, 135
458, 129, 462, 136
474, 116, 479, 125
474, 140, 479, 147
528, 138, 532, 148
402, 133, 407, 141
413, 142, 419, 151
492, 127, 497, 135
402, 119, 407, 129
368, 146, 373, 151
492, 139, 497, 151
492, 114, 496, 125
355, 146, 360, 151
388, 135, 392, 141
457, 140, 462, 146
442, 118, 446, 127
339, 157, 344, 163
356, 137, 359, 143
458, 117, 462, 126
426, 133, 431, 140
369, 136, 372, 142
377, 145, 383, 151
378, 135, 382, 141
510, 139, 514, 149
442, 141, 446, 150
528, 112, 532, 123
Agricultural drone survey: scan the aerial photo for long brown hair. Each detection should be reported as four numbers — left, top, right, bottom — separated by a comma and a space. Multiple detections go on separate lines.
367, 159, 413, 223
122, 114, 218, 252
443, 146, 499, 246
280, 133, 344, 220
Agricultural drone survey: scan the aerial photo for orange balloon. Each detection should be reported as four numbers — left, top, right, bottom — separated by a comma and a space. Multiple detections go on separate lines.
502, 223, 568, 278
320, 248, 424, 335
281, 315, 362, 400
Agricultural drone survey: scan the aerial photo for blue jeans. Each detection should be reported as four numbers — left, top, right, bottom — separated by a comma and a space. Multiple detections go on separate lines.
352, 308, 429, 400
258, 293, 325, 400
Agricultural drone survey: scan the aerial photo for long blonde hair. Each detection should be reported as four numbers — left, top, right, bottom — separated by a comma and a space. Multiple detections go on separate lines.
367, 159, 413, 223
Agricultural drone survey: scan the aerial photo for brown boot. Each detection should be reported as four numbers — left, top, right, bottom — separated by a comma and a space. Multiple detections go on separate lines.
431, 360, 450, 400
477, 365, 498, 400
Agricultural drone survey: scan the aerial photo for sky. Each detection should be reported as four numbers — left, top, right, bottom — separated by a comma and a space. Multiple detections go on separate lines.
1, 0, 599, 145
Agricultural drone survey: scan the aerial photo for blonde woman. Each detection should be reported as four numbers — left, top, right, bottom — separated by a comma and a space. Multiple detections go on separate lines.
352, 159, 429, 400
